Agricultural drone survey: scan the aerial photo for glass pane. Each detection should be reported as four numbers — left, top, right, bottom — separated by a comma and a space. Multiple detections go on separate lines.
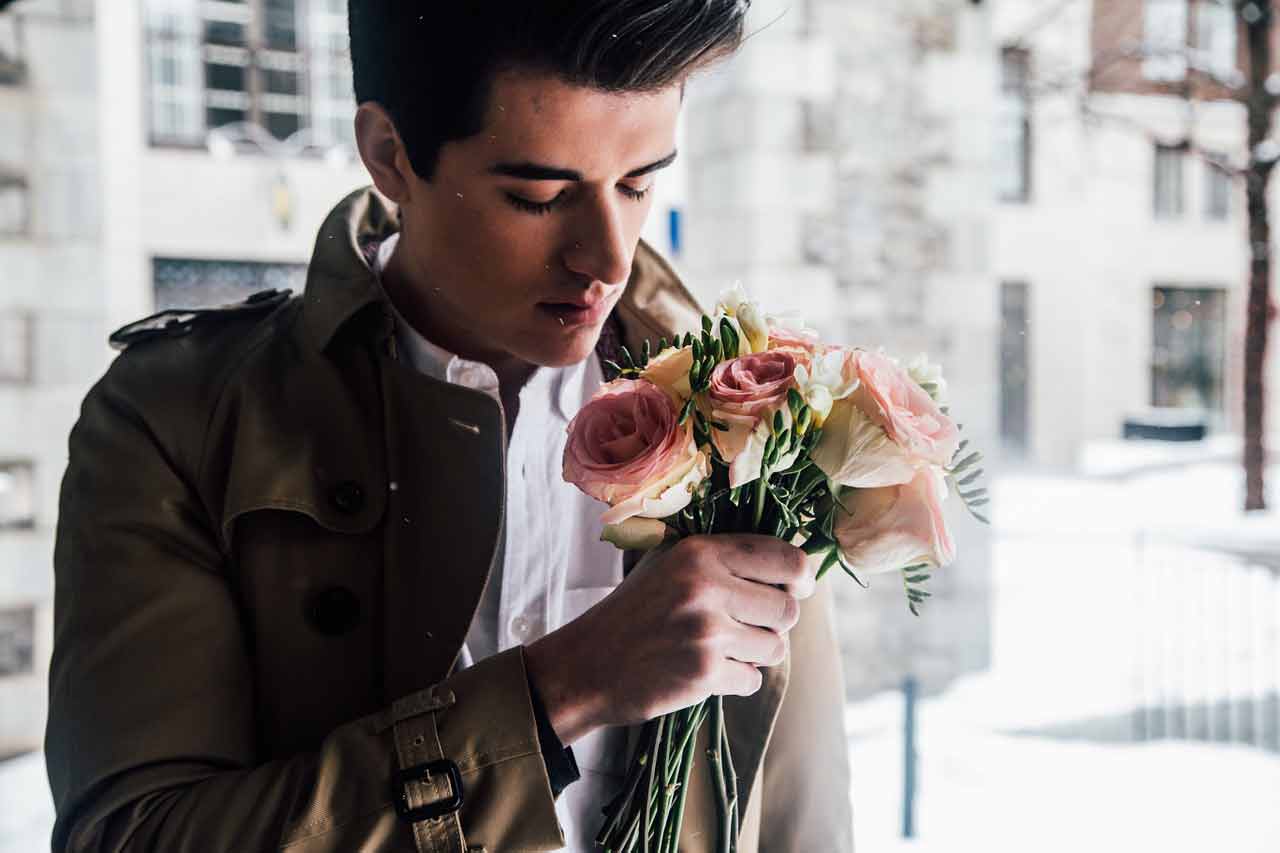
1151, 286, 1227, 411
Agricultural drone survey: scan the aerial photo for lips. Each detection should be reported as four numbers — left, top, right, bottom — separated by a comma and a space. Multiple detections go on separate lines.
538, 300, 608, 327
537, 290, 615, 328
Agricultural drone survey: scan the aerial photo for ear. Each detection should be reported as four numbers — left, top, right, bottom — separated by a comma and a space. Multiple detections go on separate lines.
354, 102, 415, 204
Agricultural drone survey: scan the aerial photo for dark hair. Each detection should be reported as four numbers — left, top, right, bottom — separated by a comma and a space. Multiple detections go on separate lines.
348, 1, 750, 181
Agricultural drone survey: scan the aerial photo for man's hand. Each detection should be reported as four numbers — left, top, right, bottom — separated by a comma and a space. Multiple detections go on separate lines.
524, 533, 816, 746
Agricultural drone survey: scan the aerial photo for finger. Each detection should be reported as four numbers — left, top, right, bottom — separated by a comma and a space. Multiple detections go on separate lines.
724, 622, 788, 667
716, 659, 764, 697
723, 575, 799, 633
712, 535, 813, 599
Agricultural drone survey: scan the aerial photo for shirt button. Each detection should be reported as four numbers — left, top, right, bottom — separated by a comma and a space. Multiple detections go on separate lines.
510, 614, 533, 641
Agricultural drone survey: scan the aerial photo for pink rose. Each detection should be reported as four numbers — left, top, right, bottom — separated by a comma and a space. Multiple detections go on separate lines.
847, 349, 960, 468
766, 322, 824, 368
832, 468, 956, 573
703, 351, 800, 487
563, 379, 710, 526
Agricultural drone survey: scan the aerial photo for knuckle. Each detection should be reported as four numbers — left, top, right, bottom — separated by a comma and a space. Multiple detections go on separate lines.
778, 593, 800, 628
746, 667, 764, 695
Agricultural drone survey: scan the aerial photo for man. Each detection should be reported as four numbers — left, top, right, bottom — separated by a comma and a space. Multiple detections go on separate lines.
45, 1, 853, 850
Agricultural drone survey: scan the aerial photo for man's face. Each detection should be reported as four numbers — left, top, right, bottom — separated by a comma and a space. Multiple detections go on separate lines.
387, 69, 683, 369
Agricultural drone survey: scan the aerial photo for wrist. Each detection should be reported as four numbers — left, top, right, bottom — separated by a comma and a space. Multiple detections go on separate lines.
525, 629, 605, 746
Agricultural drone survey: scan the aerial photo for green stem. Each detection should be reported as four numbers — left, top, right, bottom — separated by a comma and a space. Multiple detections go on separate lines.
752, 471, 769, 530
710, 697, 731, 853
665, 707, 701, 853
720, 706, 740, 849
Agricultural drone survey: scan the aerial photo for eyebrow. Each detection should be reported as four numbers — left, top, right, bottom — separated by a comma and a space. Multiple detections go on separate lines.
487, 149, 678, 181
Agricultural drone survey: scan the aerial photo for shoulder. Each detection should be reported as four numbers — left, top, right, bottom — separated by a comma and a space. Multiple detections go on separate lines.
82, 288, 302, 472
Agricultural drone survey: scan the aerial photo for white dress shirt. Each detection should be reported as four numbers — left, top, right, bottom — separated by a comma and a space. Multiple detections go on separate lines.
375, 233, 627, 850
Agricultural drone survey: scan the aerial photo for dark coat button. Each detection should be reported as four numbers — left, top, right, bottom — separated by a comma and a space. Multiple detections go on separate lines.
305, 586, 361, 636
331, 480, 365, 514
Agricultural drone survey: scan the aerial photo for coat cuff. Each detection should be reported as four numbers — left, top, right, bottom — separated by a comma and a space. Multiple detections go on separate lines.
526, 666, 581, 797
384, 646, 565, 850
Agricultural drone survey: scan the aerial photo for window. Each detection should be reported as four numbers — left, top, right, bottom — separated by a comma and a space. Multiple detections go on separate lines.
0, 14, 26, 86
1144, 0, 1189, 82
999, 282, 1030, 454
0, 460, 35, 530
1194, 0, 1238, 80
0, 170, 29, 235
0, 310, 32, 384
0, 606, 35, 677
1154, 143, 1186, 219
153, 257, 306, 310
1151, 287, 1226, 412
997, 47, 1032, 203
144, 0, 354, 148
1204, 154, 1231, 220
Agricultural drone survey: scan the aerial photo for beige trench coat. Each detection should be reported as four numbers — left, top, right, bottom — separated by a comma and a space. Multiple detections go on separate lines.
45, 187, 854, 852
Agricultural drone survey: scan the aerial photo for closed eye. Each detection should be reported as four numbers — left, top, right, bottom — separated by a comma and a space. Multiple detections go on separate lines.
505, 183, 653, 216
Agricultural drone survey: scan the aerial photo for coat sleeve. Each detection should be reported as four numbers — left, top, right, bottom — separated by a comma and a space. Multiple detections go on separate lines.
45, 372, 567, 851
758, 579, 856, 852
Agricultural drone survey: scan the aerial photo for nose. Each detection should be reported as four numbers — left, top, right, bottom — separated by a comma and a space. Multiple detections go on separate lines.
562, 191, 633, 287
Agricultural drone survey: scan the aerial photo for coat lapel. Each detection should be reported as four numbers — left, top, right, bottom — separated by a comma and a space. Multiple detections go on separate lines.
377, 355, 507, 703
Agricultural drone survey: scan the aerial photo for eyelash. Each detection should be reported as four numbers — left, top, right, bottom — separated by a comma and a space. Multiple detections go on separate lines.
505, 184, 651, 216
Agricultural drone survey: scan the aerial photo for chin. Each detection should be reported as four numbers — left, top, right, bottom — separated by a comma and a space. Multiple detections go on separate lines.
524, 326, 605, 368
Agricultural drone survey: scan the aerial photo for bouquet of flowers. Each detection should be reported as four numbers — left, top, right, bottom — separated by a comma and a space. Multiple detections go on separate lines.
562, 284, 989, 852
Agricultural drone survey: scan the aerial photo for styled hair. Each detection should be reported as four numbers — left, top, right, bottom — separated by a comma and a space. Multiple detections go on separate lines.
348, 1, 751, 180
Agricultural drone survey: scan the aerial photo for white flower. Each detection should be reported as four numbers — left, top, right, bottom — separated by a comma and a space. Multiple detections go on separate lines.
713, 282, 768, 354
905, 352, 948, 404
793, 349, 860, 427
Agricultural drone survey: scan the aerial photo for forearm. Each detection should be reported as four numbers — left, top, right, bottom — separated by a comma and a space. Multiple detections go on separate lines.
53, 648, 566, 852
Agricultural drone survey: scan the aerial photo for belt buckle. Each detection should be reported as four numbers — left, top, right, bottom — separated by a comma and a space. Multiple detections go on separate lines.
393, 759, 465, 822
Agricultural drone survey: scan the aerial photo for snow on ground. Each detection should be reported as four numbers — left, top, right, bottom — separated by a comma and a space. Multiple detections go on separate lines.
845, 454, 1280, 852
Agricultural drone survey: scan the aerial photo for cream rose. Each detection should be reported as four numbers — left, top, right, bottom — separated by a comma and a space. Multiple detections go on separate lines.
832, 468, 957, 573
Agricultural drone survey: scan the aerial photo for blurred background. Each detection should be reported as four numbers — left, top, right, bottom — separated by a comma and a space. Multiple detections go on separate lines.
1, 0, 1278, 850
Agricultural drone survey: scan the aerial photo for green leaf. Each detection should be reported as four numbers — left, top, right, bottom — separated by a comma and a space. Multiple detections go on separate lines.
909, 602, 920, 617
691, 338, 703, 362
967, 497, 990, 507
956, 469, 983, 486
839, 559, 869, 588
971, 512, 991, 525
959, 488, 989, 500
957, 438, 970, 452
819, 548, 841, 577
787, 388, 805, 415
773, 410, 785, 434
641, 339, 651, 364
657, 336, 668, 353
620, 346, 636, 369
710, 419, 730, 431
603, 359, 624, 377
711, 338, 723, 361
950, 450, 982, 472
678, 397, 695, 425
729, 486, 743, 507
905, 574, 931, 583
702, 314, 713, 334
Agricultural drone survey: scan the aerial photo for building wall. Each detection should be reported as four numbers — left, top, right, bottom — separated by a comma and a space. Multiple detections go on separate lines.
994, 0, 1280, 468
0, 0, 100, 756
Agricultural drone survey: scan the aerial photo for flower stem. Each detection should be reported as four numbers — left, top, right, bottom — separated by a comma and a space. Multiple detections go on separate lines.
710, 697, 732, 853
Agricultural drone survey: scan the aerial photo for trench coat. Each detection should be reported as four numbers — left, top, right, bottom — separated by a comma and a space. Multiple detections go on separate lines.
44, 186, 854, 852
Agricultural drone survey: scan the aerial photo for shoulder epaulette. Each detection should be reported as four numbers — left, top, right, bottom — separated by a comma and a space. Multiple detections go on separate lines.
108, 288, 293, 352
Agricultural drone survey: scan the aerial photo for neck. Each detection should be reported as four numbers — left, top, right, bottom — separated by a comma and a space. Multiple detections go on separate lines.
381, 235, 538, 397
